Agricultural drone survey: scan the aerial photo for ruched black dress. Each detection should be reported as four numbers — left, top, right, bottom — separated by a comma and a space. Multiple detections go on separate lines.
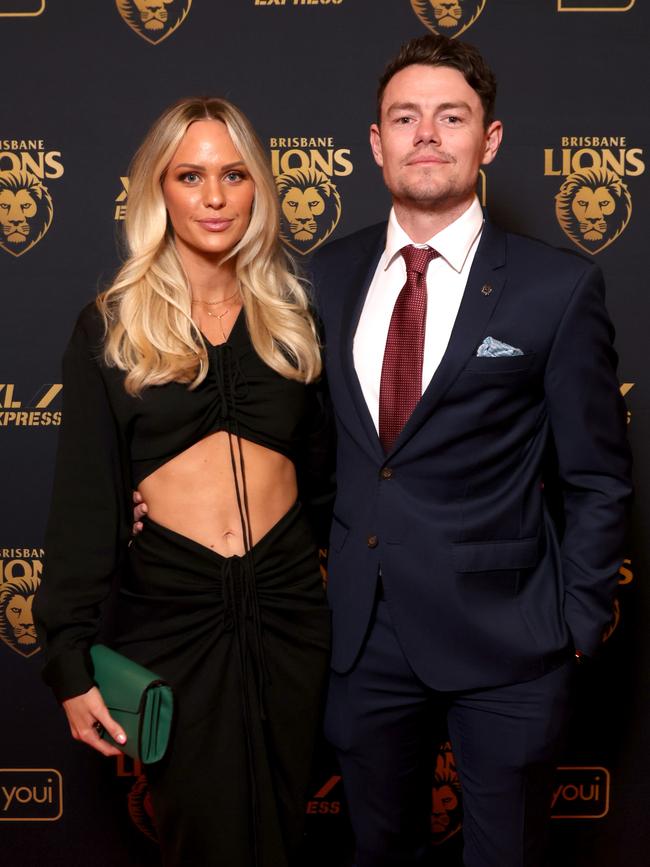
35, 303, 334, 867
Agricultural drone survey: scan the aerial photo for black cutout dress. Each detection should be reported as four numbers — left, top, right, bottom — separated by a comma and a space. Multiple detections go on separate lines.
35, 303, 334, 867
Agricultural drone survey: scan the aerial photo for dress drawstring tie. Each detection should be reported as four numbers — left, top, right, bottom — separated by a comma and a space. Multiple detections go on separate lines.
210, 341, 271, 867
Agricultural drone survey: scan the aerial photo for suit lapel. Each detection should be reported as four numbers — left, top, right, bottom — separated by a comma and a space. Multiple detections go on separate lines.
389, 221, 508, 454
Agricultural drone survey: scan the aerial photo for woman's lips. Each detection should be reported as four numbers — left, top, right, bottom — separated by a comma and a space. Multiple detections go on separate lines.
197, 218, 234, 232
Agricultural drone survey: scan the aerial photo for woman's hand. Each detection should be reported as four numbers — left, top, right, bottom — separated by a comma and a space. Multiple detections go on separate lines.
132, 489, 148, 535
62, 686, 127, 757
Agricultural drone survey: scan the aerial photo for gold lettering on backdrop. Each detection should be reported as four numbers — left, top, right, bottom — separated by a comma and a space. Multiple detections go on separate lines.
620, 382, 635, 425
270, 136, 353, 255
0, 383, 62, 426
551, 768, 610, 819
410, 0, 486, 38
557, 1, 635, 12
618, 558, 633, 585
0, 2, 46, 17
253, 1, 344, 6
114, 176, 129, 221
0, 769, 62, 821
115, 0, 192, 45
306, 774, 342, 816
545, 137, 644, 254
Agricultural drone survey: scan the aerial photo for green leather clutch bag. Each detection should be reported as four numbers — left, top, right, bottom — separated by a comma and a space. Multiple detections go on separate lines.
90, 644, 174, 764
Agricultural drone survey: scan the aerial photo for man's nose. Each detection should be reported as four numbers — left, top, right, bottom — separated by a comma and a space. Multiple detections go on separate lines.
414, 119, 441, 146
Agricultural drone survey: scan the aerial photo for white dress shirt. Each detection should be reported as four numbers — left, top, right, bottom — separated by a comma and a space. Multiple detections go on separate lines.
353, 196, 485, 432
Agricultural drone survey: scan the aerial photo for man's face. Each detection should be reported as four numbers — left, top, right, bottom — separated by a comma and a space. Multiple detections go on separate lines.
370, 64, 501, 214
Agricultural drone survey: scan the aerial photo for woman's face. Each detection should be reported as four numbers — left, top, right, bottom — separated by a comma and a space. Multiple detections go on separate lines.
162, 119, 255, 260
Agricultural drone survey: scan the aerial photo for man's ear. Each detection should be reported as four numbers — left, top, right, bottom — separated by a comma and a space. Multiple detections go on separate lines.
369, 123, 384, 168
481, 120, 503, 167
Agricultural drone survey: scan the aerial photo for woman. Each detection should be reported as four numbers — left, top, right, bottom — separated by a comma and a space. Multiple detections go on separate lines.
34, 97, 333, 867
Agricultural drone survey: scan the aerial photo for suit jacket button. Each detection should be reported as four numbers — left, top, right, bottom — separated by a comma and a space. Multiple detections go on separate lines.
367, 535, 379, 548
380, 467, 393, 480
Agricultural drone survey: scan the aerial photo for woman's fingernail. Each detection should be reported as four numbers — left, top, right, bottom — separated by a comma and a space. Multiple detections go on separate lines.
116, 733, 126, 744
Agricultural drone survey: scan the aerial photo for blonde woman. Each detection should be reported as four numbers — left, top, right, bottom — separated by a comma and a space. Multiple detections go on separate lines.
35, 98, 333, 867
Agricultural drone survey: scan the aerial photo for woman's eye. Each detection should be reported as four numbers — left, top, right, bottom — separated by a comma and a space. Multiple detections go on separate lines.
225, 171, 244, 182
181, 172, 200, 183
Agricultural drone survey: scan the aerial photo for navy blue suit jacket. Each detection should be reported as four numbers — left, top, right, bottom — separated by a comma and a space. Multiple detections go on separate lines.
311, 219, 632, 691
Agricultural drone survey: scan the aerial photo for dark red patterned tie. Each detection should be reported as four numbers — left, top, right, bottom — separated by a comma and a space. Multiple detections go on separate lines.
379, 244, 438, 452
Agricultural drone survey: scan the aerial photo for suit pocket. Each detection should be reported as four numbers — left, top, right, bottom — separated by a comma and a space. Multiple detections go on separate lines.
462, 352, 536, 374
452, 537, 539, 572
330, 515, 349, 552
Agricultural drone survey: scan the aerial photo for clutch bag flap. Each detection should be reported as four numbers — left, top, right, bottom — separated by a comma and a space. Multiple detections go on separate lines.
90, 644, 173, 763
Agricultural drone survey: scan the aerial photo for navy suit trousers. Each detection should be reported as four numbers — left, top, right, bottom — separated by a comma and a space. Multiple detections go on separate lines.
324, 595, 574, 867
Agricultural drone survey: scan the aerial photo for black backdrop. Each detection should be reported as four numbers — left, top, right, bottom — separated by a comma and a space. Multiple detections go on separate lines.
1, 2, 648, 864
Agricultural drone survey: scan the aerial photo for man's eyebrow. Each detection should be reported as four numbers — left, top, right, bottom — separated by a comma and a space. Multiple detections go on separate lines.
385, 102, 421, 115
436, 100, 473, 114
385, 100, 473, 115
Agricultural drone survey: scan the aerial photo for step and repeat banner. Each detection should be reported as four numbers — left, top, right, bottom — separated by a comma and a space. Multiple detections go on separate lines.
1, 2, 648, 865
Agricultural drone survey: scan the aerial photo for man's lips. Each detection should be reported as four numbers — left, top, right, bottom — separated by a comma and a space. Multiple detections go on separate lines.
405, 155, 451, 166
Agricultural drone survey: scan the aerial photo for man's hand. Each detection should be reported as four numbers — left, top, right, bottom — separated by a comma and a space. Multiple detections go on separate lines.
132, 490, 147, 535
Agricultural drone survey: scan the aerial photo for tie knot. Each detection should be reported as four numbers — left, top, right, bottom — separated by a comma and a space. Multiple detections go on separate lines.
401, 244, 437, 275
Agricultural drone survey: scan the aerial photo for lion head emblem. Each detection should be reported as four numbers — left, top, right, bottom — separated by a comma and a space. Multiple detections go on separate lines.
555, 166, 632, 255
602, 597, 621, 644
276, 167, 342, 256
115, 0, 192, 45
411, 0, 486, 38
0, 575, 41, 658
0, 169, 53, 258
431, 740, 463, 845
431, 767, 463, 845
128, 774, 158, 842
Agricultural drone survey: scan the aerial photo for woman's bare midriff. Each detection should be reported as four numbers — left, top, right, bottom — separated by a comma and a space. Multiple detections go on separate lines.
138, 430, 298, 557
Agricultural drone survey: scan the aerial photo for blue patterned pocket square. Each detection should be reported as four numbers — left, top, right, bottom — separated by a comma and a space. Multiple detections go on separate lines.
476, 336, 524, 357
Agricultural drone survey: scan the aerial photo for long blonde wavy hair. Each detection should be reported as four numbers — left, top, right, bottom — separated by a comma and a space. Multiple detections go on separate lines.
97, 97, 321, 395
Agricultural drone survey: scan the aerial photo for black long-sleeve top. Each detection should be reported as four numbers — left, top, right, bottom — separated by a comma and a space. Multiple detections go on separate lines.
34, 302, 335, 702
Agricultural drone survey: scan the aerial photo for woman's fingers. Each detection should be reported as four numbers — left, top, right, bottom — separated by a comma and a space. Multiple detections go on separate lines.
62, 687, 127, 757
132, 490, 147, 535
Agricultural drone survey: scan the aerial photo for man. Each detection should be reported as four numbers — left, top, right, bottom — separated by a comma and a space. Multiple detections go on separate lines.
310, 34, 631, 867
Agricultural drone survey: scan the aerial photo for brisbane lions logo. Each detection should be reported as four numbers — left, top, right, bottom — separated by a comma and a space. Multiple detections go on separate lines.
555, 166, 632, 255
431, 740, 463, 846
275, 167, 342, 256
128, 774, 158, 842
602, 597, 621, 644
0, 576, 41, 658
410, 0, 486, 38
0, 169, 53, 258
115, 0, 192, 45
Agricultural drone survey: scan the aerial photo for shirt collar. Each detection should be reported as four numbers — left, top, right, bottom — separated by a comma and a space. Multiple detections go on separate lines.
384, 196, 484, 274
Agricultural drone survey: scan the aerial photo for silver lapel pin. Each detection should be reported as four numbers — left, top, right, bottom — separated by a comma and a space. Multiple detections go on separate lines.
481, 283, 493, 296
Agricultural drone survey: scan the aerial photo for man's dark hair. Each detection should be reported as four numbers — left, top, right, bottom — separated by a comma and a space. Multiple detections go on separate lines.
377, 34, 497, 127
